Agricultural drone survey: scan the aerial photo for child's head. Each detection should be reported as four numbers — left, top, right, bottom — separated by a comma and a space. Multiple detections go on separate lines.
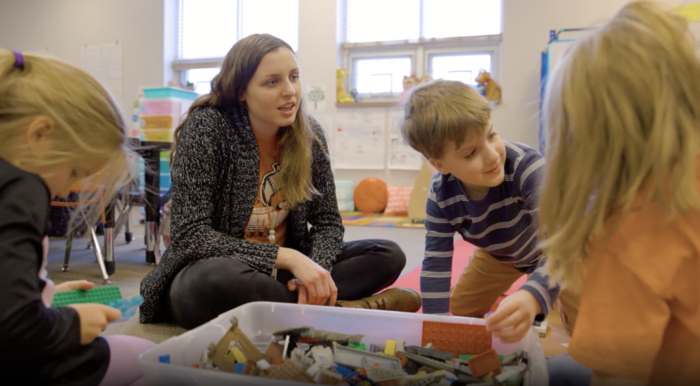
539, 1, 700, 290
400, 80, 504, 196
0, 49, 131, 212
172, 34, 321, 207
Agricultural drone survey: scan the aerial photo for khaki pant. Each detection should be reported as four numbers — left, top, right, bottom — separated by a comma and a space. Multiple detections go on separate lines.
449, 248, 579, 336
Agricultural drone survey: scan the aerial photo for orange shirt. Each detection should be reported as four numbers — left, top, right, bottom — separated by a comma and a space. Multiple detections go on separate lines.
569, 158, 700, 385
243, 135, 288, 246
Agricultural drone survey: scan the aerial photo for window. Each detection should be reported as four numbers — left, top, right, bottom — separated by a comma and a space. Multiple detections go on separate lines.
355, 56, 412, 96
342, 0, 502, 100
187, 68, 221, 95
175, 0, 299, 93
428, 52, 492, 86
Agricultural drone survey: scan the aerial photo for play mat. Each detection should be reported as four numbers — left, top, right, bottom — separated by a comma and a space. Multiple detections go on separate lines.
340, 212, 425, 228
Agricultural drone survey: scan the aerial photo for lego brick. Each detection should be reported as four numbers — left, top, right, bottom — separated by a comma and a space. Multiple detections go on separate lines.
397, 351, 459, 374
348, 342, 367, 351
395, 338, 405, 353
263, 359, 316, 383
365, 365, 406, 382
384, 340, 397, 356
211, 317, 270, 372
467, 349, 501, 378
395, 353, 409, 367
315, 368, 344, 385
334, 345, 402, 370
422, 321, 492, 356
495, 363, 527, 385
231, 347, 247, 363
109, 296, 144, 322
309, 346, 334, 368
405, 346, 453, 361
51, 286, 122, 307
264, 342, 284, 363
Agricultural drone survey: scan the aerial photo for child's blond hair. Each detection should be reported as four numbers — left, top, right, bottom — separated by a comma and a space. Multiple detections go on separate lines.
539, 1, 700, 292
0, 49, 132, 228
399, 80, 491, 160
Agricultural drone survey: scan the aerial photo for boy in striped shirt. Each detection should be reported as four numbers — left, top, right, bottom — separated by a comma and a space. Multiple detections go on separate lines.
399, 80, 578, 342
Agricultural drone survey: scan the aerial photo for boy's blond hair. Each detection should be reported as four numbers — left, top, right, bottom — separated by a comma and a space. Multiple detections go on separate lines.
0, 49, 132, 228
540, 1, 700, 292
399, 80, 491, 160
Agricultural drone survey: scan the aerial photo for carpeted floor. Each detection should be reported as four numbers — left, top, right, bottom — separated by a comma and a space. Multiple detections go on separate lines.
47, 214, 569, 356
341, 211, 425, 228
47, 217, 428, 343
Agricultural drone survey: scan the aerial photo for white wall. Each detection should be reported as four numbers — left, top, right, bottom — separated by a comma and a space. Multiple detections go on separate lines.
298, 0, 700, 185
0, 0, 171, 118
2, 0, 699, 186
498, 0, 700, 149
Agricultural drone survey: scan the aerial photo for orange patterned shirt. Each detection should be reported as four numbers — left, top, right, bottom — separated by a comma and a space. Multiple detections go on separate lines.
243, 135, 288, 246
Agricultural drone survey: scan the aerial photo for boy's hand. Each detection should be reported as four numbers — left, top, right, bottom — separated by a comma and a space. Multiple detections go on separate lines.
55, 280, 95, 293
68, 303, 122, 344
485, 290, 541, 343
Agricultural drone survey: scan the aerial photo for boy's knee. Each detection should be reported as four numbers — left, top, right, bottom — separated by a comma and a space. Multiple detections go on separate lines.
448, 292, 469, 316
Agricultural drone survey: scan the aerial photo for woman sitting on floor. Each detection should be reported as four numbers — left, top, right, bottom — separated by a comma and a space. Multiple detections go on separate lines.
139, 34, 421, 329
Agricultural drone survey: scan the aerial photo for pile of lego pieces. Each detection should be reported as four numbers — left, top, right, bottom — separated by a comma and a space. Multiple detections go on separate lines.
190, 317, 533, 386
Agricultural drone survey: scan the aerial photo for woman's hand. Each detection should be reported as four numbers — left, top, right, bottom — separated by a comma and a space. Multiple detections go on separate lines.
277, 248, 338, 306
485, 290, 541, 343
287, 279, 308, 304
55, 280, 95, 293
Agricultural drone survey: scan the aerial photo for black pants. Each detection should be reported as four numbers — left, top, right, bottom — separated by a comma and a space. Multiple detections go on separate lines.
168, 239, 406, 329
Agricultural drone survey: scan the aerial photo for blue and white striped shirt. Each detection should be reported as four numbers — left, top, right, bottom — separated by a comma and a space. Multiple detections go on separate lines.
420, 141, 559, 316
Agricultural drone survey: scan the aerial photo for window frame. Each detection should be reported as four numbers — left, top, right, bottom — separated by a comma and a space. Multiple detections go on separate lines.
348, 49, 416, 99
342, 35, 502, 102
173, 0, 299, 92
424, 43, 501, 87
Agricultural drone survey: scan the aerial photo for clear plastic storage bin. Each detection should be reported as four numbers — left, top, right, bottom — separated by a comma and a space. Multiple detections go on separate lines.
137, 302, 548, 385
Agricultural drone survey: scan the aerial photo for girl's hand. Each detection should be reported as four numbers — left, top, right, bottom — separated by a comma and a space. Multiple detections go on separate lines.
68, 303, 122, 344
277, 248, 337, 306
55, 280, 95, 293
485, 290, 541, 343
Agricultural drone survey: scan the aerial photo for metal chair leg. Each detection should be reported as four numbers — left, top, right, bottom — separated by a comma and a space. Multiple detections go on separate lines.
62, 232, 73, 272
89, 226, 111, 284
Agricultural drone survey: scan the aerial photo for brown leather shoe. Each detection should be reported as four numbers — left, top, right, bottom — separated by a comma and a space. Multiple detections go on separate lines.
336, 288, 421, 313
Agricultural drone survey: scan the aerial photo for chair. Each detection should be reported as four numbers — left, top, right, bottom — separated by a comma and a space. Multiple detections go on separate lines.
50, 182, 112, 284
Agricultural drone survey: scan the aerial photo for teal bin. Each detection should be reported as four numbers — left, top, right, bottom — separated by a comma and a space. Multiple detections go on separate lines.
334, 180, 354, 212
143, 87, 198, 101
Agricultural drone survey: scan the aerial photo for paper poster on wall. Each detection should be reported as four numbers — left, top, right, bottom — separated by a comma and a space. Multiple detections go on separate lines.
81, 41, 123, 103
305, 84, 326, 113
388, 111, 423, 170
334, 111, 385, 170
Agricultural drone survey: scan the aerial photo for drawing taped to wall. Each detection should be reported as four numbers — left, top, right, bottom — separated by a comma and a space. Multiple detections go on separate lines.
306, 84, 326, 112
388, 111, 423, 170
334, 111, 385, 170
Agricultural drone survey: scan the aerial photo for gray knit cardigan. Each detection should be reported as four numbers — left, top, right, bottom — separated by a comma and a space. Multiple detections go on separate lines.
139, 105, 345, 324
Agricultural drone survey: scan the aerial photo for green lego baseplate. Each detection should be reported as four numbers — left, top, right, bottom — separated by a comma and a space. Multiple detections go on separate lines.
51, 286, 122, 307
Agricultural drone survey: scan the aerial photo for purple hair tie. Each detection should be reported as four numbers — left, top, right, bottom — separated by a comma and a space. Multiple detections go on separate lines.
12, 50, 24, 69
